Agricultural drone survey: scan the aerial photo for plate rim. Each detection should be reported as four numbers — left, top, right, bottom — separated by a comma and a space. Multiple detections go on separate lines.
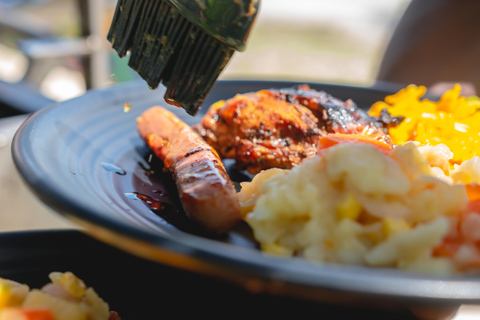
11, 79, 480, 306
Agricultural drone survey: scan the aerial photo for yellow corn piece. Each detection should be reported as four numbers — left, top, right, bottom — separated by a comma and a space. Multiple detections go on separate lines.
368, 101, 389, 117
0, 280, 29, 310
336, 193, 362, 220
0, 285, 10, 310
261, 243, 293, 257
384, 84, 426, 106
368, 84, 480, 165
382, 217, 411, 238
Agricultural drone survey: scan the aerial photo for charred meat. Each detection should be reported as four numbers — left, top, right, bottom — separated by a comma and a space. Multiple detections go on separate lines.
194, 89, 325, 174
194, 85, 402, 174
269, 84, 399, 142
137, 106, 242, 234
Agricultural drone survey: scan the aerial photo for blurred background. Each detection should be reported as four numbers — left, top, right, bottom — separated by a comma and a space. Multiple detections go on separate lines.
2, 0, 480, 230
0, 0, 410, 113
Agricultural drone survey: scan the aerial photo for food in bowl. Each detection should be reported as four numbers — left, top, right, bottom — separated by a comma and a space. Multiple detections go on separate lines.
0, 272, 119, 320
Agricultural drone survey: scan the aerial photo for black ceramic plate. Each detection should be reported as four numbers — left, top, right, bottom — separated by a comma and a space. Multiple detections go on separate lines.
11, 80, 480, 311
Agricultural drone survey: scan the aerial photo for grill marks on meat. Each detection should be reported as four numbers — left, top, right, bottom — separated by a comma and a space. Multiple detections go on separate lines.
137, 106, 242, 234
194, 90, 325, 174
270, 85, 395, 143
195, 85, 402, 174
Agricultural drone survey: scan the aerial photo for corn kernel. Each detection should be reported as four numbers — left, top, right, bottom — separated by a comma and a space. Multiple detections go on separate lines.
336, 193, 362, 220
0, 285, 10, 310
382, 217, 411, 238
261, 243, 293, 257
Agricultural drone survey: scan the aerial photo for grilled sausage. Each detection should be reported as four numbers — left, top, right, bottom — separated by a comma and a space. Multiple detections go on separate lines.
137, 106, 242, 234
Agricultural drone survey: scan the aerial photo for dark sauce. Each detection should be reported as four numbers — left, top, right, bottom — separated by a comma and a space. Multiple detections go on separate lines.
129, 149, 213, 236
125, 146, 258, 245
124, 191, 199, 231
124, 192, 167, 211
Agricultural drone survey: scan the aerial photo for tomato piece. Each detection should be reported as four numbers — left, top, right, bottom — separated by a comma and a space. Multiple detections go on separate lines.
466, 200, 480, 213
465, 184, 480, 201
23, 309, 54, 320
433, 235, 463, 258
317, 133, 393, 155
434, 206, 480, 260
0, 308, 54, 320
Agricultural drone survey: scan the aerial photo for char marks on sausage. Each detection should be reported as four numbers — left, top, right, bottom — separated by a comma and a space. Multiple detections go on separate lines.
137, 106, 242, 234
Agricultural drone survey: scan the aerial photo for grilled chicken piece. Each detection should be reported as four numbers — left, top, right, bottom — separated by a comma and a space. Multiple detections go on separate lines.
194, 90, 325, 174
137, 106, 242, 234
194, 85, 401, 174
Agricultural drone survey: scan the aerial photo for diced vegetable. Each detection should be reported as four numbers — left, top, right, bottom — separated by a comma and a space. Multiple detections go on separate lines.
0, 280, 29, 310
0, 308, 54, 320
368, 84, 480, 165
23, 290, 87, 320
382, 217, 411, 238
336, 192, 362, 220
49, 272, 86, 299
317, 133, 392, 155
